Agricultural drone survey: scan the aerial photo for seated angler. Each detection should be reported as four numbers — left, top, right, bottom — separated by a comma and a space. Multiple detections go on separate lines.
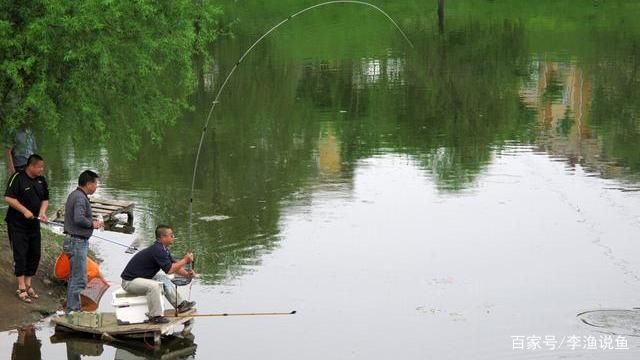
120, 224, 196, 324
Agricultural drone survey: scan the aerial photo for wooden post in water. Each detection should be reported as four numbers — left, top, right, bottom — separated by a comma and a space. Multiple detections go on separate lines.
438, 0, 445, 34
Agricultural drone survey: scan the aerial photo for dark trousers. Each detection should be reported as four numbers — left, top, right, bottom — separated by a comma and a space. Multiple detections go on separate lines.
7, 223, 41, 277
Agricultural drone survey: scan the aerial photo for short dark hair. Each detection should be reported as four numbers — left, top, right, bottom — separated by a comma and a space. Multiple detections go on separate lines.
26, 154, 44, 166
78, 170, 99, 186
155, 225, 173, 239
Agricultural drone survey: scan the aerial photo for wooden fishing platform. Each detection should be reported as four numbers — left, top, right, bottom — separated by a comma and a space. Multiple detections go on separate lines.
54, 197, 135, 232
51, 310, 196, 346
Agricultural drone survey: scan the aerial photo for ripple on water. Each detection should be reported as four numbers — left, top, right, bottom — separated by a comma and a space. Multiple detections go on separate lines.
578, 309, 640, 337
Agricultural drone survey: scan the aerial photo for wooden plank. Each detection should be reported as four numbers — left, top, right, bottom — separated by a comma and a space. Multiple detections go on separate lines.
56, 206, 133, 222
91, 204, 123, 211
90, 197, 134, 208
51, 310, 196, 337
90, 198, 132, 206
91, 209, 112, 214
110, 209, 133, 216
90, 199, 126, 206
54, 197, 134, 225
92, 202, 133, 210
94, 206, 131, 213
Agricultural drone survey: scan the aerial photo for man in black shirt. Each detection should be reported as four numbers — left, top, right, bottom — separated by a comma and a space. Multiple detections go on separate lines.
121, 224, 196, 323
4, 154, 49, 303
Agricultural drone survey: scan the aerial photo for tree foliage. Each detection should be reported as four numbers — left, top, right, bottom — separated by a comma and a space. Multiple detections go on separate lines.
0, 0, 222, 155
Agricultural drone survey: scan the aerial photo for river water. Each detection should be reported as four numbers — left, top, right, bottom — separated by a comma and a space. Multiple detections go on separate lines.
2, 1, 640, 359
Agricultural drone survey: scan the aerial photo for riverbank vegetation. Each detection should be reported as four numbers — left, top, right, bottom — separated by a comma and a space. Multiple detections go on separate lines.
0, 1, 223, 155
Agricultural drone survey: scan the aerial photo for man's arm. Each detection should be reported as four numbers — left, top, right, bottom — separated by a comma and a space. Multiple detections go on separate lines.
167, 253, 194, 275
175, 267, 195, 277
5, 148, 14, 175
38, 178, 50, 222
38, 200, 49, 222
5, 196, 34, 219
167, 258, 190, 275
4, 172, 29, 217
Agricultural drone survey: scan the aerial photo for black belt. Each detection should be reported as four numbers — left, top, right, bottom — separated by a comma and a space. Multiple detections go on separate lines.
66, 233, 89, 240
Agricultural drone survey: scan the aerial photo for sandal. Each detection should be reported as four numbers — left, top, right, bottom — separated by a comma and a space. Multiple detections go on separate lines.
16, 289, 32, 303
27, 287, 39, 299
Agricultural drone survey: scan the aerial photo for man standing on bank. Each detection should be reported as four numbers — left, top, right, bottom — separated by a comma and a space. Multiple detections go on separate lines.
4, 154, 49, 303
63, 170, 103, 312
4, 114, 37, 176
120, 225, 196, 324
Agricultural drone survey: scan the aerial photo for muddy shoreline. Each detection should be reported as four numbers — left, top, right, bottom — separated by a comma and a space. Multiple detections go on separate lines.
0, 224, 67, 331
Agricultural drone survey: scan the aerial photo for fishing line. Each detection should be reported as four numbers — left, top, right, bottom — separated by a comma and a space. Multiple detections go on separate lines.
187, 0, 414, 255
44, 220, 138, 253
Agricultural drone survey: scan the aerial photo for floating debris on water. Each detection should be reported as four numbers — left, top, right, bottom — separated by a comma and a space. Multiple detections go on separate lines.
416, 306, 466, 321
199, 215, 231, 222
430, 277, 455, 285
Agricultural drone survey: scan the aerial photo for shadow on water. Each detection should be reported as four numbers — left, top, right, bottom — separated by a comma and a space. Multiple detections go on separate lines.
9, 323, 196, 360
49, 332, 197, 360
10, 325, 41, 360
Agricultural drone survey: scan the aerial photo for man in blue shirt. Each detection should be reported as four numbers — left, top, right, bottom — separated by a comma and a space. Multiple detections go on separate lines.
121, 225, 196, 324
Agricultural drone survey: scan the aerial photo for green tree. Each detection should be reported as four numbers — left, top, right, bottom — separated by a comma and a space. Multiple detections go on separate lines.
0, 0, 222, 155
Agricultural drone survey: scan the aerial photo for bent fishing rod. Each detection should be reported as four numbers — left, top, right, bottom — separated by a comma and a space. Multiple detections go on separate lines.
187, 0, 415, 246
43, 219, 139, 253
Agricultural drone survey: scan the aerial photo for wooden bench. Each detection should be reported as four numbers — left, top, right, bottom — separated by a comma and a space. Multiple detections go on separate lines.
54, 197, 135, 232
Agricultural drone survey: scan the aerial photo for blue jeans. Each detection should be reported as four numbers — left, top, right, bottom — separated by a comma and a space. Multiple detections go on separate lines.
63, 236, 88, 311
152, 272, 184, 308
